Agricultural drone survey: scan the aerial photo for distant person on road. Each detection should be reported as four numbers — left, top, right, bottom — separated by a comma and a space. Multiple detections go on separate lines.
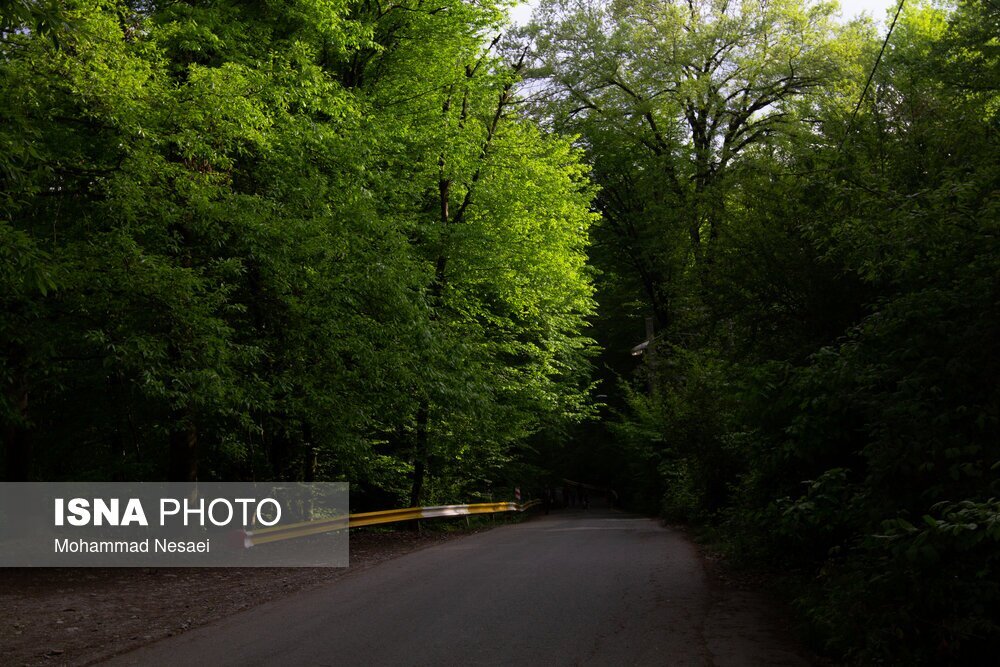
581, 490, 589, 510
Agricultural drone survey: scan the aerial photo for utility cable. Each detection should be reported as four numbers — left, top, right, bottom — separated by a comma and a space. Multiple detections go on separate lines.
836, 0, 907, 157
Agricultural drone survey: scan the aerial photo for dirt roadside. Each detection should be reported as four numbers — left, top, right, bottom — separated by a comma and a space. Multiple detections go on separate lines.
0, 529, 473, 666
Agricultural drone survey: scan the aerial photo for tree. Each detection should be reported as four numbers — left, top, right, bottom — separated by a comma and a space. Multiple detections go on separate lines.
1, 0, 597, 507
524, 0, 845, 335
343, 0, 598, 505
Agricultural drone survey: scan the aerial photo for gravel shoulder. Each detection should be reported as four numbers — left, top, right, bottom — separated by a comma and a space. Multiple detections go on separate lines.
0, 528, 475, 666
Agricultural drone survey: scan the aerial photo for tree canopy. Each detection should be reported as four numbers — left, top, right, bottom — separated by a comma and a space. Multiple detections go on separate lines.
3, 0, 999, 662
0, 0, 597, 505
522, 0, 998, 661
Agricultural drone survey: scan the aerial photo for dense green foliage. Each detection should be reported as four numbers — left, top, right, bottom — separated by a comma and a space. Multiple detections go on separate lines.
0, 0, 597, 506
4, 0, 999, 662
526, 0, 999, 662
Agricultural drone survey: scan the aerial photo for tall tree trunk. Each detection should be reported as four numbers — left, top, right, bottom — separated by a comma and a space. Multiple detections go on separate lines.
3, 376, 31, 481
405, 48, 518, 514
408, 400, 429, 508
168, 412, 198, 482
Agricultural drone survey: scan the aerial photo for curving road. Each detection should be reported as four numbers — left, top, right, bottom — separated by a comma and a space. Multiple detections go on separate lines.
107, 510, 813, 666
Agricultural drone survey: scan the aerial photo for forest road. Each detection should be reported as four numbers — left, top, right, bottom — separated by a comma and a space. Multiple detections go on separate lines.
106, 509, 813, 666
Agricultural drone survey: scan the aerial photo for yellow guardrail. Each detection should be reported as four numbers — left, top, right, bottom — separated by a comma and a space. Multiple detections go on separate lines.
244, 499, 541, 547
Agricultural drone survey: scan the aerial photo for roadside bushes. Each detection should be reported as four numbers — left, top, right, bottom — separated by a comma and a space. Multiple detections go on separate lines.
607, 2, 1000, 661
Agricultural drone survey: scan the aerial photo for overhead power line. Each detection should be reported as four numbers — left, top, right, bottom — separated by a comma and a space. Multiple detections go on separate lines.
837, 0, 907, 156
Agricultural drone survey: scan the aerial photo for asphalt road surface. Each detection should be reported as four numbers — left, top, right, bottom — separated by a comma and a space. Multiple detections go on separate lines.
107, 510, 813, 666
